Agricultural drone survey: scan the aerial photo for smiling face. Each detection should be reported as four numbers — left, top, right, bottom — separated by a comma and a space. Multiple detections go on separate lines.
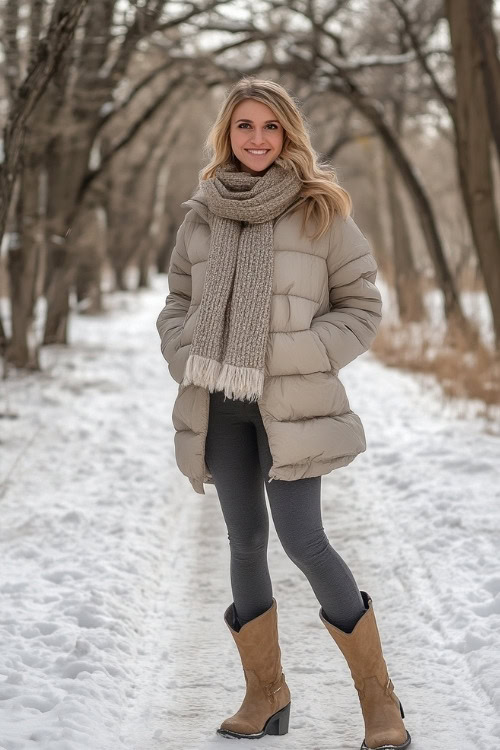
229, 99, 284, 176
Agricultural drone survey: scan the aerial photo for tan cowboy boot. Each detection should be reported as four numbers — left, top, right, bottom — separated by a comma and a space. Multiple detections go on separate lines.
217, 597, 291, 739
319, 591, 411, 750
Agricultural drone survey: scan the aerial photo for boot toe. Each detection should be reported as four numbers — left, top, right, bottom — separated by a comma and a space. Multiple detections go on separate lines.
218, 716, 263, 737
362, 728, 411, 749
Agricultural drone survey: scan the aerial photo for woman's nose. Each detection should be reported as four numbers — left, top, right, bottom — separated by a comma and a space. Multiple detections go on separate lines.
249, 130, 268, 145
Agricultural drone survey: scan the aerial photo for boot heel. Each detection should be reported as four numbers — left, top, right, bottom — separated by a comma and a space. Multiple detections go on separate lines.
264, 701, 291, 736
399, 700, 405, 719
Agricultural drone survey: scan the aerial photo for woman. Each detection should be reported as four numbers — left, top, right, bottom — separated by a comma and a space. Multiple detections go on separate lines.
156, 77, 411, 750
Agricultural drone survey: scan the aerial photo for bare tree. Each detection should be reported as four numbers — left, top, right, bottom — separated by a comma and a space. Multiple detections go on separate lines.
1, 0, 89, 368
41, 0, 237, 347
0, 0, 236, 368
467, 0, 500, 161
445, 0, 500, 348
390, 0, 500, 346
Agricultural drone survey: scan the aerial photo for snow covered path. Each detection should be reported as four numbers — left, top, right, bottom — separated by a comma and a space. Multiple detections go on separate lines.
1, 278, 499, 750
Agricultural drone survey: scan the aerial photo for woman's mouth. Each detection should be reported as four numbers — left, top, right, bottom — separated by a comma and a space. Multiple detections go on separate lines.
245, 149, 270, 157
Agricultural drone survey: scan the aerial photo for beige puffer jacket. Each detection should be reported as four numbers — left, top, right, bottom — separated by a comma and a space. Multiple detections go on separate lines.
156, 188, 382, 495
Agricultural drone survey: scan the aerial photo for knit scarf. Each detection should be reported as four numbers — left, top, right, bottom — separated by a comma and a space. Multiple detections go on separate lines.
181, 161, 303, 402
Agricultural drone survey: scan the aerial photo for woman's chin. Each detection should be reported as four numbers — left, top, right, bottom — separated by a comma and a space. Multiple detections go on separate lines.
237, 158, 275, 175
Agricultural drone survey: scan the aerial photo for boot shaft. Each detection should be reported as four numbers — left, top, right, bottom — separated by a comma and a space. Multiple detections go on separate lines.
224, 598, 283, 686
319, 591, 389, 690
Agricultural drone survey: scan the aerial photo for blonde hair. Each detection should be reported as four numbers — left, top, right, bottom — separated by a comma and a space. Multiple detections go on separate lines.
199, 76, 352, 241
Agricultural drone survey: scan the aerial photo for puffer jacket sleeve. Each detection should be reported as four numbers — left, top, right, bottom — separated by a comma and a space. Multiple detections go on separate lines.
156, 216, 192, 367
311, 215, 382, 373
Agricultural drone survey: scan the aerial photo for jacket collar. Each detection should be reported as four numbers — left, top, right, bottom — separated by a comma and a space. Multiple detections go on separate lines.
181, 186, 209, 222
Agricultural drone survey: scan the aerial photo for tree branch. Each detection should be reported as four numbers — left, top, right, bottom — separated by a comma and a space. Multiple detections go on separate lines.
387, 0, 455, 116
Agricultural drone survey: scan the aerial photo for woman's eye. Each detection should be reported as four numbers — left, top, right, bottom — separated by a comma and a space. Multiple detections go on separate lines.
237, 123, 278, 129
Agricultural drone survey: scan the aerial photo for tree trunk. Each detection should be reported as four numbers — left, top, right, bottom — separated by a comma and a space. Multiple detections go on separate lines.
137, 238, 152, 289
383, 98, 425, 323
43, 127, 96, 344
383, 145, 426, 323
4, 90, 53, 369
367, 139, 392, 280
43, 0, 119, 342
75, 261, 102, 310
74, 205, 106, 313
446, 0, 500, 348
6, 154, 45, 369
467, 0, 500, 162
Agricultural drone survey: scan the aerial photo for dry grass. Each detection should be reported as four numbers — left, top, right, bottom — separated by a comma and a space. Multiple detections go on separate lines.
371, 312, 500, 425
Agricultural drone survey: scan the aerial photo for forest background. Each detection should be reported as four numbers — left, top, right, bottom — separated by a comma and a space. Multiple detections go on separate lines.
0, 0, 499, 419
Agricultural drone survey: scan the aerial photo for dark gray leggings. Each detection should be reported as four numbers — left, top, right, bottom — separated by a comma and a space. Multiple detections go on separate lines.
205, 390, 366, 633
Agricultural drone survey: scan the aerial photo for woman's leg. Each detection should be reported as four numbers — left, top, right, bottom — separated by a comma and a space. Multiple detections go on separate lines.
205, 391, 273, 626
252, 410, 366, 633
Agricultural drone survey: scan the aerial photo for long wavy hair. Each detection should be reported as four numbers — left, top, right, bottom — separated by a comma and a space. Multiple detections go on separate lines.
199, 76, 352, 241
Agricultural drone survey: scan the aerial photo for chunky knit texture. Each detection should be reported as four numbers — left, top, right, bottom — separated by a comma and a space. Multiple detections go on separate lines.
181, 161, 303, 402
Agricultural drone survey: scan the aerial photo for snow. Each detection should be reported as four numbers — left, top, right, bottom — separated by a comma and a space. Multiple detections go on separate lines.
377, 275, 496, 351
1, 276, 499, 749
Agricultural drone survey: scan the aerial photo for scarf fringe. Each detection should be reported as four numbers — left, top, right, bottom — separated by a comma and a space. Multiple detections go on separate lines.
182, 353, 264, 402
